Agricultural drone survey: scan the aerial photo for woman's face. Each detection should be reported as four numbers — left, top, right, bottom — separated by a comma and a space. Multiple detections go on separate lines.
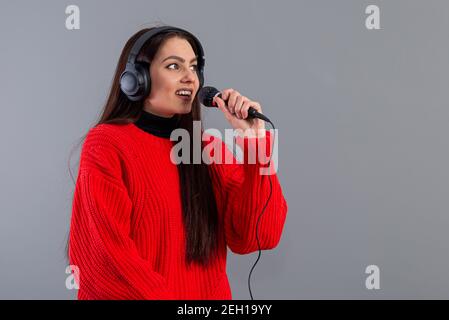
144, 37, 200, 118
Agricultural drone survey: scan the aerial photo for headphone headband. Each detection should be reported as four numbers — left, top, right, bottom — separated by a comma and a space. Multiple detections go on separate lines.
127, 26, 205, 69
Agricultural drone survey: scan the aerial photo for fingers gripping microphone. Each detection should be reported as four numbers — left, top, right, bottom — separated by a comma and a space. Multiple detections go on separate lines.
199, 85, 278, 300
198, 86, 272, 123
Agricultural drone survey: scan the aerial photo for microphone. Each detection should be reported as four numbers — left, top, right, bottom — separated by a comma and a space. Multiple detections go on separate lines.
198, 86, 271, 122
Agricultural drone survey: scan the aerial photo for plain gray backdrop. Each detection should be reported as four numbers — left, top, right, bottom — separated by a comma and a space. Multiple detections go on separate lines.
0, 0, 448, 299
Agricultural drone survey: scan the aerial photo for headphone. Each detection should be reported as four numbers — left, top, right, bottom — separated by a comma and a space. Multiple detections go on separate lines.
119, 26, 205, 102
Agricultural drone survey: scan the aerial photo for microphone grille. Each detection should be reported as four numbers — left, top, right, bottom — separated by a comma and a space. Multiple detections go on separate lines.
198, 86, 219, 107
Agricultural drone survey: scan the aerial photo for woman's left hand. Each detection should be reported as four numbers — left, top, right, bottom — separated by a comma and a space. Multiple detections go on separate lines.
213, 88, 266, 137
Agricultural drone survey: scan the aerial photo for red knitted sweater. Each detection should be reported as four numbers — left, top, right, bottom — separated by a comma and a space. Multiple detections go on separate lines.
69, 122, 288, 300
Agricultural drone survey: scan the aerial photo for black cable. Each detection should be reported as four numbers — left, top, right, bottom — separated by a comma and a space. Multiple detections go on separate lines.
248, 120, 276, 300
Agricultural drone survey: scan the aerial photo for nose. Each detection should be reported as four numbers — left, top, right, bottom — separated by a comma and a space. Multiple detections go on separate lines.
181, 68, 197, 84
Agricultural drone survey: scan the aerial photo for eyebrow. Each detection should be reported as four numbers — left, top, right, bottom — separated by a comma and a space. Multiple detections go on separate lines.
162, 55, 198, 63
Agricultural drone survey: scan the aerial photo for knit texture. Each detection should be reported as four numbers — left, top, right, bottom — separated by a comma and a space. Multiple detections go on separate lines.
69, 122, 288, 300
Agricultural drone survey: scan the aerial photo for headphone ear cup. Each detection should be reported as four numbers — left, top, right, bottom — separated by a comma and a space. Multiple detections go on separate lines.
119, 66, 139, 98
133, 62, 151, 100
119, 63, 150, 101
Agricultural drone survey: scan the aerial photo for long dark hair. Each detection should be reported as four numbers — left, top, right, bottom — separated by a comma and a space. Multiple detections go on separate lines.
66, 26, 219, 267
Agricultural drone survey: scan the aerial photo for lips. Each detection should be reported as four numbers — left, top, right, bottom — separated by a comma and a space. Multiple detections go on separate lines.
176, 94, 192, 100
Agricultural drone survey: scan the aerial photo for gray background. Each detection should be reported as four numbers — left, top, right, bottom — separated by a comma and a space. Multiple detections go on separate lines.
0, 0, 448, 299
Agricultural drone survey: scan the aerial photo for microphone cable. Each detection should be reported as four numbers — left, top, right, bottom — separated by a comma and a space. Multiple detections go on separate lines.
247, 119, 276, 300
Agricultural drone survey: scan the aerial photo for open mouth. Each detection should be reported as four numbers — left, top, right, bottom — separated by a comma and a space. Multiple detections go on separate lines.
175, 89, 193, 100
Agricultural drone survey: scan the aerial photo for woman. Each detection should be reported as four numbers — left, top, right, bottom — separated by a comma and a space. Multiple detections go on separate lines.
68, 25, 288, 300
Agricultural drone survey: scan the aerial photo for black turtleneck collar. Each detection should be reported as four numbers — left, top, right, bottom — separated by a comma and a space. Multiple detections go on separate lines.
134, 109, 181, 138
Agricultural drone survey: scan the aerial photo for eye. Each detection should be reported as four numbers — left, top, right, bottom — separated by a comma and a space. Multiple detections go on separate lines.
167, 63, 179, 70
167, 63, 198, 71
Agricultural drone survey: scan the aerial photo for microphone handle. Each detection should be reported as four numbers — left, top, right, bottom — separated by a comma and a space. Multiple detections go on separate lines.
212, 93, 271, 122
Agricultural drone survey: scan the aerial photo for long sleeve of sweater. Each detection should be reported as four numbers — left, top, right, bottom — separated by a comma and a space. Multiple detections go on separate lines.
207, 130, 288, 255
69, 130, 171, 300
